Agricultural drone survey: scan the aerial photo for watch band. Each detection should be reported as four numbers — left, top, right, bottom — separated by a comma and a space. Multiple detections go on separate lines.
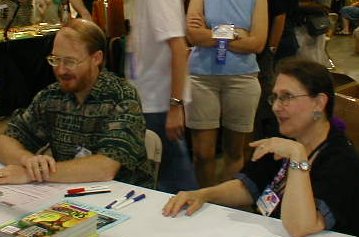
169, 97, 184, 107
289, 160, 311, 171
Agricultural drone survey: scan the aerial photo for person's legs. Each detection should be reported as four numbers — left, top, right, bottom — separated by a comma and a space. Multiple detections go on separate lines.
221, 128, 247, 181
144, 113, 198, 194
185, 75, 221, 188
221, 74, 261, 180
341, 17, 351, 33
191, 129, 218, 187
339, 6, 359, 34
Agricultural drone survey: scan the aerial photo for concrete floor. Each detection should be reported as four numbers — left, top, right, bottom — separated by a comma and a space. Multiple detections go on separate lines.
327, 35, 359, 82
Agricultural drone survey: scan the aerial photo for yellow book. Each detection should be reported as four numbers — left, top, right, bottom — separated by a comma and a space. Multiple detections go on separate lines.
0, 201, 98, 237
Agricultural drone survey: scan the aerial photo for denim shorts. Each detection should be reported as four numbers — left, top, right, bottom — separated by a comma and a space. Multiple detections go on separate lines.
340, 6, 359, 21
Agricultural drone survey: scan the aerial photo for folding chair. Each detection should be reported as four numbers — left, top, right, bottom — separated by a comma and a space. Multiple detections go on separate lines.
145, 129, 162, 189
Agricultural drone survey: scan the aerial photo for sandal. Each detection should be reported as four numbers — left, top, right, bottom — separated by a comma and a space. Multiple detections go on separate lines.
336, 31, 351, 36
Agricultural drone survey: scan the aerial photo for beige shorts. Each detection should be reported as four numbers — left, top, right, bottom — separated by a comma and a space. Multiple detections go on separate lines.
185, 74, 261, 133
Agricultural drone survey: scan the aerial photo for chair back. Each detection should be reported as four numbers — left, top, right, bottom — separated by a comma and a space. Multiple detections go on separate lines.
145, 129, 162, 189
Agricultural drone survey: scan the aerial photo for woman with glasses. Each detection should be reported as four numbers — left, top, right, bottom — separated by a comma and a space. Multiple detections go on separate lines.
163, 58, 359, 237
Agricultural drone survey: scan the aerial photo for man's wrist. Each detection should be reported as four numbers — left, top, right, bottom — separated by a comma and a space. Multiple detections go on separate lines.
169, 97, 184, 107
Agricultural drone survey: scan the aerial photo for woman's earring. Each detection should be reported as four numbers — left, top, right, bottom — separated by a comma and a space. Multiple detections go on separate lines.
313, 111, 323, 121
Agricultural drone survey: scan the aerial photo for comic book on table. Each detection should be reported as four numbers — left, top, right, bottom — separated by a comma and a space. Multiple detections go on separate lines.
0, 200, 98, 237
0, 199, 129, 237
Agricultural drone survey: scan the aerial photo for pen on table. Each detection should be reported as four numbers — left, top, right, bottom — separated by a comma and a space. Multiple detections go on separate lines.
64, 190, 111, 197
105, 190, 135, 209
67, 185, 110, 194
114, 193, 146, 210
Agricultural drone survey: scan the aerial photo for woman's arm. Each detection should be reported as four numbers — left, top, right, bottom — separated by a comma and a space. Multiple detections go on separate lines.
163, 179, 254, 217
228, 0, 268, 54
281, 165, 326, 236
251, 138, 326, 236
186, 0, 217, 47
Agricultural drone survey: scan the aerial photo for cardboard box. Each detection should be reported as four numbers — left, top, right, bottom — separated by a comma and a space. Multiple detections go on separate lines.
334, 82, 359, 150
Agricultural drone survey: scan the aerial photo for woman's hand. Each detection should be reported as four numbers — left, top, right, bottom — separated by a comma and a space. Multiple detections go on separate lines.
0, 165, 32, 184
233, 28, 250, 39
162, 190, 207, 217
250, 137, 307, 162
20, 155, 56, 182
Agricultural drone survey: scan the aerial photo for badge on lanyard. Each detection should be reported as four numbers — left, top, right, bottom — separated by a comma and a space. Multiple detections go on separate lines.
257, 187, 280, 216
257, 159, 290, 216
212, 24, 234, 65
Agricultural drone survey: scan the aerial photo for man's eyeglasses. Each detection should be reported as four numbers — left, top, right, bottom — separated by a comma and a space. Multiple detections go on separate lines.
267, 93, 310, 106
46, 55, 88, 70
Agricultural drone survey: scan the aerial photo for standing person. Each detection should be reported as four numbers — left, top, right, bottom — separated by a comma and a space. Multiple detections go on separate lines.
0, 19, 153, 188
295, 0, 331, 66
185, 0, 267, 187
255, 0, 299, 140
163, 58, 359, 237
33, 0, 92, 24
338, 0, 359, 35
128, 0, 198, 193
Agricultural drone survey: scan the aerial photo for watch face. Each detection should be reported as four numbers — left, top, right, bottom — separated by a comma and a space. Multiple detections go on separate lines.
299, 161, 310, 171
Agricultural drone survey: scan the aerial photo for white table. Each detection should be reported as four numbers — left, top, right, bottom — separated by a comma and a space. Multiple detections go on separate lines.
0, 181, 352, 237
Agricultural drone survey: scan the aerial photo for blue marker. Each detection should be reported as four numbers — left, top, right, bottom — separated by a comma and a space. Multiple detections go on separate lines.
105, 190, 135, 209
114, 194, 146, 210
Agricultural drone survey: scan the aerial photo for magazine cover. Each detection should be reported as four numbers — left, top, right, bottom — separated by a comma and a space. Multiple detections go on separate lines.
0, 201, 97, 237
63, 199, 130, 232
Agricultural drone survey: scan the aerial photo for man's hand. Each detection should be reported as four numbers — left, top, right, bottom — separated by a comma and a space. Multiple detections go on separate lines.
0, 165, 32, 184
20, 155, 56, 182
166, 106, 185, 141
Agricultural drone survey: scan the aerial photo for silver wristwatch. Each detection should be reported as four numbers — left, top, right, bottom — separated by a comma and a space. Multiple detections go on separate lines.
169, 97, 184, 107
289, 160, 311, 171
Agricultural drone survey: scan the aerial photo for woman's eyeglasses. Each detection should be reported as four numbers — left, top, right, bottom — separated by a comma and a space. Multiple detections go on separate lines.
46, 55, 88, 70
267, 93, 310, 106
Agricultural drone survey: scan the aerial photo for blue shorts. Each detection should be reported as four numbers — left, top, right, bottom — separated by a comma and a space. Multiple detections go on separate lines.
340, 6, 359, 21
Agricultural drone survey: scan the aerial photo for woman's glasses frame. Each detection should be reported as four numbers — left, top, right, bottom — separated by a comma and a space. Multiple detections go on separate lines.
267, 93, 310, 106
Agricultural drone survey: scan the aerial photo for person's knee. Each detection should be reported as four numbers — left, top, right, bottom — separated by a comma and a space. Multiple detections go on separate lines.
222, 130, 246, 159
192, 144, 216, 161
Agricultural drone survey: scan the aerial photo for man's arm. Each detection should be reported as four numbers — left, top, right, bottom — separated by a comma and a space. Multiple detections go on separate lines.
45, 155, 120, 183
0, 135, 34, 165
166, 37, 188, 141
268, 13, 287, 53
0, 134, 120, 183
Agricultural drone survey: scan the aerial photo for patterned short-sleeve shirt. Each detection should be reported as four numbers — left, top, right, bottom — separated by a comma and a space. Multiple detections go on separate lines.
5, 71, 154, 187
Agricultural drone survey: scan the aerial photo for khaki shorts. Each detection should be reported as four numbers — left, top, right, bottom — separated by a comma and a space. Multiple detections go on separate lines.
185, 74, 261, 133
